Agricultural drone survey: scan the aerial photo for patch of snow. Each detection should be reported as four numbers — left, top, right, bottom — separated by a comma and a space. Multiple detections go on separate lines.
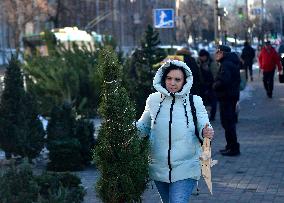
240, 84, 254, 102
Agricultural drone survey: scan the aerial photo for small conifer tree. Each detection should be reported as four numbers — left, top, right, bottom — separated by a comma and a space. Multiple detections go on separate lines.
18, 92, 45, 161
0, 56, 44, 160
75, 118, 95, 165
46, 103, 83, 171
94, 47, 149, 203
123, 25, 166, 118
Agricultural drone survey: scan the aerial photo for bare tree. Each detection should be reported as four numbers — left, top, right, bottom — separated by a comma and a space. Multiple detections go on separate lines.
1, 0, 52, 49
178, 0, 213, 46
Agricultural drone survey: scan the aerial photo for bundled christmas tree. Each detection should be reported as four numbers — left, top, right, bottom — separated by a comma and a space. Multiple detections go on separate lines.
0, 56, 44, 160
94, 47, 149, 203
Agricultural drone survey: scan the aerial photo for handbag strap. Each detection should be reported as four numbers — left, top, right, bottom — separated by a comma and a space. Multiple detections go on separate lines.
189, 94, 203, 145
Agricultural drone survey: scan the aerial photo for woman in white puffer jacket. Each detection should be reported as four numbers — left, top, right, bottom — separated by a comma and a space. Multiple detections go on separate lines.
137, 60, 214, 203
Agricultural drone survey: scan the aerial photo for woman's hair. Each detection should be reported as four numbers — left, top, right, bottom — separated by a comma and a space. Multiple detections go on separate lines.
161, 63, 187, 89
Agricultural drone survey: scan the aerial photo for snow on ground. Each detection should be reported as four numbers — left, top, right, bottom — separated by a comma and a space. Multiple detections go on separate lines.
240, 83, 254, 102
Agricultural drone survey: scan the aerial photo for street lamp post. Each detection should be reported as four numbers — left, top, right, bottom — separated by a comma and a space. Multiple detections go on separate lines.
280, 5, 283, 39
245, 0, 249, 41
260, 0, 264, 44
214, 0, 219, 45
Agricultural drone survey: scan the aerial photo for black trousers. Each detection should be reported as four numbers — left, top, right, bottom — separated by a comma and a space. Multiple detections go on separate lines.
263, 69, 275, 96
244, 62, 253, 80
219, 99, 239, 151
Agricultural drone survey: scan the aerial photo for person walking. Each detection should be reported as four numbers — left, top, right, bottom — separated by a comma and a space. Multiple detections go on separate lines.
197, 49, 218, 121
240, 41, 255, 81
258, 41, 283, 98
213, 45, 241, 156
176, 48, 201, 96
137, 60, 214, 203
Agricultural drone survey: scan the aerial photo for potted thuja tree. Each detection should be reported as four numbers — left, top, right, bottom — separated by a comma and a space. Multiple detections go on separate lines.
93, 47, 149, 203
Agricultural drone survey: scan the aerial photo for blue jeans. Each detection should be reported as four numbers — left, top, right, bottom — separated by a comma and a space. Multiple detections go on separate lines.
155, 178, 197, 203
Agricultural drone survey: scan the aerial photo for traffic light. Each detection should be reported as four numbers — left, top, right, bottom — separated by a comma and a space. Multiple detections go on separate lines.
238, 7, 244, 19
270, 29, 277, 39
218, 7, 227, 17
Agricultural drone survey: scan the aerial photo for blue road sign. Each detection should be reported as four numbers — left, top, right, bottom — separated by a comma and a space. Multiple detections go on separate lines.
153, 9, 174, 28
251, 8, 262, 15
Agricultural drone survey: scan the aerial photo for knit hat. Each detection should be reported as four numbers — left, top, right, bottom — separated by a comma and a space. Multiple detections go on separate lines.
217, 45, 231, 53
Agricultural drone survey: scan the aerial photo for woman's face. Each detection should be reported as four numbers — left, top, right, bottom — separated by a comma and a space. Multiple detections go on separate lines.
165, 69, 185, 93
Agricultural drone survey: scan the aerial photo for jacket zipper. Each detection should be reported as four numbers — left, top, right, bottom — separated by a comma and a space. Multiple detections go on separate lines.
168, 94, 175, 183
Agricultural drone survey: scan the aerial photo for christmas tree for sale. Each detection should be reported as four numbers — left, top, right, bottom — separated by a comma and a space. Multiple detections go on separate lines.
139, 25, 166, 70
46, 103, 83, 171
123, 25, 166, 118
0, 56, 26, 159
0, 56, 44, 160
94, 47, 149, 203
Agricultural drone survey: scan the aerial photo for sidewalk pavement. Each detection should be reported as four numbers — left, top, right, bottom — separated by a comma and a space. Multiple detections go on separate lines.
80, 73, 284, 203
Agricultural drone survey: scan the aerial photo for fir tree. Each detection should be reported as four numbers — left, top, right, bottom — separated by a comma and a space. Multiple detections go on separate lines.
139, 25, 166, 72
46, 103, 95, 171
94, 47, 149, 203
75, 118, 95, 166
0, 56, 26, 159
123, 25, 166, 118
17, 92, 45, 161
0, 56, 44, 160
24, 31, 101, 117
46, 103, 83, 171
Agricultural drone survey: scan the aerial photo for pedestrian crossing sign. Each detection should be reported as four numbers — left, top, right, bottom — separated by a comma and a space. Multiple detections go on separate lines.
153, 9, 174, 28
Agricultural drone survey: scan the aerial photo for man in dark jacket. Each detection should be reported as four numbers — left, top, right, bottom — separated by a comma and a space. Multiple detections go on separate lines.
241, 41, 255, 81
213, 45, 241, 156
176, 48, 201, 96
197, 49, 218, 121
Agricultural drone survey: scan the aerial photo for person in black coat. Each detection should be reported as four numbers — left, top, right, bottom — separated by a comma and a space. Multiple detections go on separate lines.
241, 41, 255, 81
213, 45, 241, 156
176, 48, 201, 96
197, 49, 218, 121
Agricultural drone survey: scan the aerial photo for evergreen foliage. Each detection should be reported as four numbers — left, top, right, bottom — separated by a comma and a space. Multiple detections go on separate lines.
0, 56, 26, 158
18, 93, 45, 161
0, 162, 39, 203
139, 25, 166, 70
46, 103, 95, 171
75, 118, 96, 165
0, 56, 45, 160
94, 47, 149, 203
24, 31, 101, 117
46, 103, 83, 171
36, 172, 85, 203
0, 162, 85, 203
122, 25, 166, 118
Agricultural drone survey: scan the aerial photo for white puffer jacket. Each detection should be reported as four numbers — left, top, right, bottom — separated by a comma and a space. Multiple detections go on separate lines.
137, 60, 210, 183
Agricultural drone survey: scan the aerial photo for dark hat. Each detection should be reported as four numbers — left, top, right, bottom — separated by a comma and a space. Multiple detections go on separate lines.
217, 45, 231, 53
198, 49, 209, 57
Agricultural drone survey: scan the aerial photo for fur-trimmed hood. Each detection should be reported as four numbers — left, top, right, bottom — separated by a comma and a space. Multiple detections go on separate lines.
153, 60, 193, 97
